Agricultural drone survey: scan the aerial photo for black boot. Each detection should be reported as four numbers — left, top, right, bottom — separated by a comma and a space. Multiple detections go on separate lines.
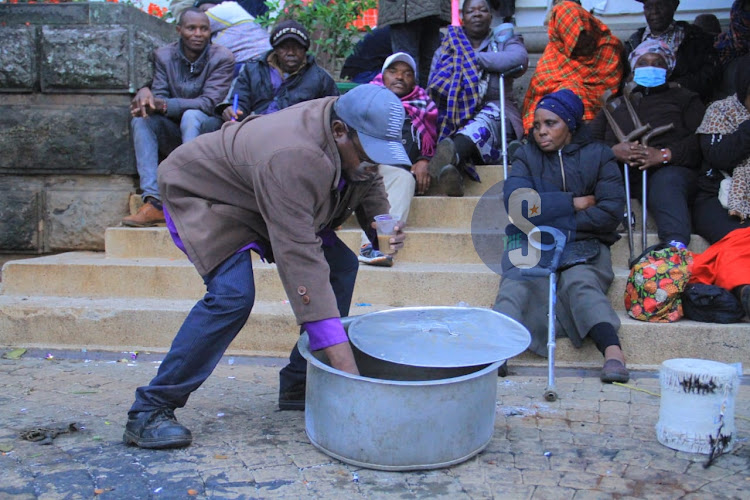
427, 138, 464, 196
278, 383, 306, 411
123, 408, 192, 449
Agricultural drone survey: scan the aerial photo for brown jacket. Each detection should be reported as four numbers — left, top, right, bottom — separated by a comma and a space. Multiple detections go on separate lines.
158, 97, 389, 324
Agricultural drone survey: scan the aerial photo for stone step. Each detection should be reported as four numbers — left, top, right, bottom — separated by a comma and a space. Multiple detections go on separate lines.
0, 253, 500, 307
105, 226, 710, 269
0, 295, 746, 373
125, 164, 504, 223
0, 251, 706, 313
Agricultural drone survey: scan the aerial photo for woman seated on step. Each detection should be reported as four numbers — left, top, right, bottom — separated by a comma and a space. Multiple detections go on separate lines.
522, 1, 623, 135
589, 39, 705, 250
492, 89, 629, 383
426, 0, 528, 197
690, 57, 750, 318
692, 56, 750, 244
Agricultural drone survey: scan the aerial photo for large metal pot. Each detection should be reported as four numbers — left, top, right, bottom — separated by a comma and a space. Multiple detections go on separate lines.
299, 307, 530, 471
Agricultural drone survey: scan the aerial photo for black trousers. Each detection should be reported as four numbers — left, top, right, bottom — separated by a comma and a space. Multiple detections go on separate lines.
626, 165, 697, 245
692, 189, 749, 244
390, 16, 442, 89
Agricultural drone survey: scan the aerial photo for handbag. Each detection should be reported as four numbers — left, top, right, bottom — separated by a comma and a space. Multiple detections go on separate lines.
682, 283, 744, 324
624, 243, 693, 323
718, 170, 732, 209
558, 239, 600, 270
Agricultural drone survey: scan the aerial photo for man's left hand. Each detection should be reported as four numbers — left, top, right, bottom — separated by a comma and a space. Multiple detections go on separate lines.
370, 220, 406, 254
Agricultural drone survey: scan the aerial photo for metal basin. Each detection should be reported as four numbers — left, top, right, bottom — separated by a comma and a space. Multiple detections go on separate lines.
299, 308, 530, 471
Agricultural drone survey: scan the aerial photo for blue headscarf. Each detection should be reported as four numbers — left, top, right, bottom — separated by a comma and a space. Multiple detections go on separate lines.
535, 89, 584, 132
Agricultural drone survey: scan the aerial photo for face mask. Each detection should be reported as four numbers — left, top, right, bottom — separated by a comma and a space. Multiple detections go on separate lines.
633, 66, 667, 88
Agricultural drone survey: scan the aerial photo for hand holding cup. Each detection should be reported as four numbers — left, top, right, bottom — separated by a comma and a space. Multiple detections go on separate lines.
372, 214, 405, 255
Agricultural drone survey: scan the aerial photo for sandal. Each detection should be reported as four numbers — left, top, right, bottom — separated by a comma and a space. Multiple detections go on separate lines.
600, 359, 630, 383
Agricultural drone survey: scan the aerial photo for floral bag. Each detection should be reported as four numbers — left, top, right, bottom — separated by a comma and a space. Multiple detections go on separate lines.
624, 244, 693, 322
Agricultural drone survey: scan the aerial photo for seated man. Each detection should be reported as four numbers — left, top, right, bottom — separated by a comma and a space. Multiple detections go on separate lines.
195, 0, 272, 75
624, 0, 720, 103
523, 1, 623, 133
123, 8, 234, 227
427, 0, 528, 197
203, 19, 338, 130
359, 52, 438, 267
590, 39, 705, 249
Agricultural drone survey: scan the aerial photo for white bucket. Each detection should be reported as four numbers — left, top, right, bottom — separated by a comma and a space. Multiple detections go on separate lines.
656, 358, 740, 455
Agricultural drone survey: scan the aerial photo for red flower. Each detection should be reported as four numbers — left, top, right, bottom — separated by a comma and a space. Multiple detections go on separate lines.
641, 266, 656, 279
643, 297, 657, 313
658, 278, 673, 288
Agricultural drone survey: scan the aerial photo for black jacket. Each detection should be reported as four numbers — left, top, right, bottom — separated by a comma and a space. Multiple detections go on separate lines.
697, 117, 750, 196
216, 53, 338, 116
589, 83, 705, 169
624, 22, 721, 103
505, 126, 624, 246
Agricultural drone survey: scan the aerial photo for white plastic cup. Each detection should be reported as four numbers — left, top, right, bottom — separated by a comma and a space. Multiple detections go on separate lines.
374, 214, 399, 255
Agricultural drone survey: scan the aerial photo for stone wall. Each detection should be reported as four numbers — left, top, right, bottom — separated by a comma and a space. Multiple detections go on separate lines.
0, 3, 175, 253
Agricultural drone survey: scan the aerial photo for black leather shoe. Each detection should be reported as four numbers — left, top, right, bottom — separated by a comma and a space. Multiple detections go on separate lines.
278, 384, 305, 411
438, 164, 464, 197
123, 409, 192, 449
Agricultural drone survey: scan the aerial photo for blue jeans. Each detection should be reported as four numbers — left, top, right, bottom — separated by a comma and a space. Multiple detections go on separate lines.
129, 235, 358, 413
131, 110, 212, 201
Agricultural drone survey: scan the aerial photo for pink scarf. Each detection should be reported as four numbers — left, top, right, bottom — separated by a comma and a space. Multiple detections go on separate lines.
371, 74, 438, 157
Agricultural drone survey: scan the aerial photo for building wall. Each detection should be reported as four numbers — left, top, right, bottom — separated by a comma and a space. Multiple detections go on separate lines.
0, 3, 175, 253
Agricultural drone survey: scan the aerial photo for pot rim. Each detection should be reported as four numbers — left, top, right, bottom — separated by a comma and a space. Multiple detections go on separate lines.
298, 332, 506, 387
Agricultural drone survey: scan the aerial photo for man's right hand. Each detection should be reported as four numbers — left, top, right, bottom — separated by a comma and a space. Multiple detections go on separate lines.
222, 106, 244, 122
130, 88, 157, 118
323, 342, 359, 375
412, 159, 430, 194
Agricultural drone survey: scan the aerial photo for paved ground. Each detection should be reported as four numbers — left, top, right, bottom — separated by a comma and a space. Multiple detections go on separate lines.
0, 349, 748, 500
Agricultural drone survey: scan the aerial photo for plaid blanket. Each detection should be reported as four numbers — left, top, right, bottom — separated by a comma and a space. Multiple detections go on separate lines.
522, 2, 623, 132
370, 74, 438, 157
715, 0, 750, 65
427, 26, 485, 142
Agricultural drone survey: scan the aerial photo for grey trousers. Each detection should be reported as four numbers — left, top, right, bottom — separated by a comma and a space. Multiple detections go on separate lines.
492, 242, 620, 357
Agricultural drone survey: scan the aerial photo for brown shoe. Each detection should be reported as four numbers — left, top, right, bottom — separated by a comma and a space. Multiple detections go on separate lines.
122, 202, 165, 227
600, 359, 630, 384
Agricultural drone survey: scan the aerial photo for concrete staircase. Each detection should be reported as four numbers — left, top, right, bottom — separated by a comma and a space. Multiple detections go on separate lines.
1, 164, 748, 373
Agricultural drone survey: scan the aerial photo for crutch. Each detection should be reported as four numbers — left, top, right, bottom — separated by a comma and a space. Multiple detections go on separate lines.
598, 88, 651, 263
499, 64, 526, 180
521, 225, 567, 402
636, 123, 675, 256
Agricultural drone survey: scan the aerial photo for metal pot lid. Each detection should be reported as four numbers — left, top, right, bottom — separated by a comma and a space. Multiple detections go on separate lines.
347, 307, 531, 368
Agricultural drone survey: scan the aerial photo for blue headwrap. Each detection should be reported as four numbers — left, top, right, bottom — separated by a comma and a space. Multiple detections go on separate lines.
535, 89, 585, 132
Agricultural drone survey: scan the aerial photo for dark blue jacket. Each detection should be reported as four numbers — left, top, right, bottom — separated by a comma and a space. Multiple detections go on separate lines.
216, 52, 338, 116
504, 126, 624, 246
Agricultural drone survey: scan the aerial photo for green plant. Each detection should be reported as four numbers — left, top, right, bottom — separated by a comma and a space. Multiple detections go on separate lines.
257, 0, 376, 74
